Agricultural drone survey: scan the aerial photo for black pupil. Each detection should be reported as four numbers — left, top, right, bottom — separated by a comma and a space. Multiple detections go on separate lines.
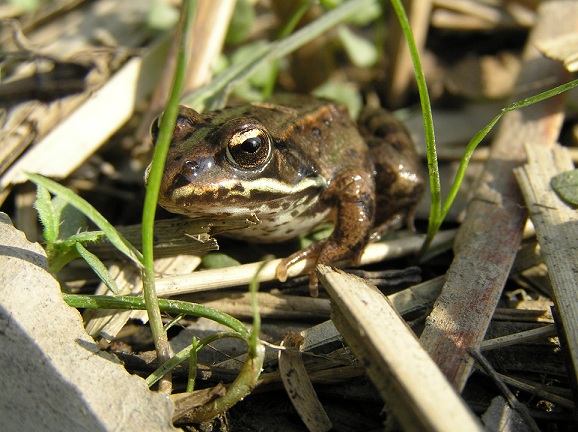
240, 137, 262, 153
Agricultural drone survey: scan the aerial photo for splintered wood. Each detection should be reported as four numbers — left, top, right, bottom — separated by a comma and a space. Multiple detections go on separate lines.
317, 265, 483, 432
514, 144, 578, 389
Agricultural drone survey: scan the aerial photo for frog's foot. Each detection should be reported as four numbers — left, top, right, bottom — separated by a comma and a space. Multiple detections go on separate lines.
275, 241, 327, 297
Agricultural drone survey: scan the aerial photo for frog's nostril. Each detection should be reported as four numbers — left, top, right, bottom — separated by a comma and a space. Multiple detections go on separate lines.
184, 160, 199, 173
169, 160, 200, 191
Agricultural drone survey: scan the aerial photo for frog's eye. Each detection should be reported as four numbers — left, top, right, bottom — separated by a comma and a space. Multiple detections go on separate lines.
226, 127, 272, 169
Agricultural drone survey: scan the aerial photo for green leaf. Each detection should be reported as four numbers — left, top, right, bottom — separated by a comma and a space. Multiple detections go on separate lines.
26, 173, 143, 267
343, 1, 382, 25
338, 25, 378, 68
313, 80, 363, 119
63, 230, 107, 245
52, 196, 88, 240
9, 0, 41, 13
551, 169, 578, 207
202, 252, 241, 269
147, 1, 179, 31
232, 41, 273, 85
34, 183, 59, 243
75, 243, 119, 294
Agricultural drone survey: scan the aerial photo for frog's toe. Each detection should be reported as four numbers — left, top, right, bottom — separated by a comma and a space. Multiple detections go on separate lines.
275, 261, 289, 283
308, 272, 320, 297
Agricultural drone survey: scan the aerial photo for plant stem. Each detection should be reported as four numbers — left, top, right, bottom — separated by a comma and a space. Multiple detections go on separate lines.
388, 0, 440, 256
190, 264, 266, 422
140, 0, 197, 394
63, 294, 250, 338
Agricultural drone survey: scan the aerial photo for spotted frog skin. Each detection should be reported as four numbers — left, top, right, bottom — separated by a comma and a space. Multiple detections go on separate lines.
149, 94, 424, 292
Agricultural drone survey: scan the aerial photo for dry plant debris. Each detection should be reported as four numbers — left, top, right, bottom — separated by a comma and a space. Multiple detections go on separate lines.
1, 0, 578, 430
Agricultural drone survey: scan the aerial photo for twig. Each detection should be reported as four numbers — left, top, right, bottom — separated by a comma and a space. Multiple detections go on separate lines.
469, 347, 541, 432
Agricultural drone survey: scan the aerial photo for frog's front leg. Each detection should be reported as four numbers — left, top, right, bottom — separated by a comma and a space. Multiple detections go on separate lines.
276, 172, 375, 296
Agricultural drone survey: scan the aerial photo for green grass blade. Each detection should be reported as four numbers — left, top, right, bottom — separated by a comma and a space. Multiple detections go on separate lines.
437, 78, 578, 234
140, 0, 198, 392
26, 173, 143, 266
63, 294, 251, 339
388, 0, 441, 251
504, 78, 578, 112
187, 337, 198, 393
146, 332, 244, 388
75, 242, 119, 294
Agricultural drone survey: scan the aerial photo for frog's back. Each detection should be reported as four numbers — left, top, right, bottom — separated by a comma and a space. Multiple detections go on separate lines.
246, 95, 372, 181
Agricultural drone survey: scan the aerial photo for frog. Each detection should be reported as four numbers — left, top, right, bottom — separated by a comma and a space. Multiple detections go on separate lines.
147, 94, 425, 295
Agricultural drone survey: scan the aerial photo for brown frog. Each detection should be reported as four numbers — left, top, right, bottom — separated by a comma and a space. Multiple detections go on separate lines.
148, 94, 424, 294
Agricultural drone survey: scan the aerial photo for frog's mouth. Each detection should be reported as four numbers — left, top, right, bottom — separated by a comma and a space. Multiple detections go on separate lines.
158, 176, 327, 218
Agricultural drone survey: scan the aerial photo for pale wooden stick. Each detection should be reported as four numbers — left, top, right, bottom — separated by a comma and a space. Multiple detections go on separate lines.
154, 230, 455, 296
514, 143, 578, 390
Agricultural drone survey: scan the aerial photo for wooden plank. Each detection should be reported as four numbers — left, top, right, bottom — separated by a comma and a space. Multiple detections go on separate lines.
514, 144, 578, 389
317, 265, 483, 432
419, 0, 577, 391
0, 48, 164, 188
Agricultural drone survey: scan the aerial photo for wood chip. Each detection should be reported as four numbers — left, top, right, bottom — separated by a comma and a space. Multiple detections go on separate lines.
0, 42, 167, 189
514, 143, 578, 390
536, 32, 578, 72
317, 265, 483, 432
278, 332, 332, 432
482, 396, 530, 432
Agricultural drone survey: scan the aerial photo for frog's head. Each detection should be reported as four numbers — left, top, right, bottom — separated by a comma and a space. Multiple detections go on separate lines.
146, 105, 325, 218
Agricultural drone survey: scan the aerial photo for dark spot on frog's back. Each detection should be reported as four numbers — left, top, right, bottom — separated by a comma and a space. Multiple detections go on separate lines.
179, 131, 196, 143
311, 127, 321, 138
347, 149, 359, 159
